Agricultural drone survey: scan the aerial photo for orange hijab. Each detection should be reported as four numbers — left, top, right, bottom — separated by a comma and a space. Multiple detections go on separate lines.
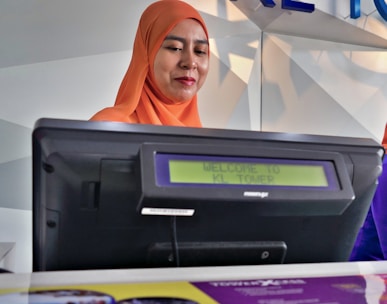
90, 0, 209, 127
383, 123, 387, 150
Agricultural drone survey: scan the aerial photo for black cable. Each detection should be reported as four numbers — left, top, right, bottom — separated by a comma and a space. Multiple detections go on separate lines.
170, 216, 180, 267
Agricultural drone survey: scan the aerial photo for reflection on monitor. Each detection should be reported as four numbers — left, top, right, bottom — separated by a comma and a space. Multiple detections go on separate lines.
32, 118, 384, 271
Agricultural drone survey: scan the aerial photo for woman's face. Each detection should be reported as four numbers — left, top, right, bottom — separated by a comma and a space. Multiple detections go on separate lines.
153, 19, 209, 103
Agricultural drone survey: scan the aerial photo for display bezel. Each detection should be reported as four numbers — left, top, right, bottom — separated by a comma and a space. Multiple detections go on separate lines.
137, 142, 355, 216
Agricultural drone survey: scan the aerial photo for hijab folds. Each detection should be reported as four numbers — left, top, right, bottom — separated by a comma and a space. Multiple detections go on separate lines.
90, 0, 209, 127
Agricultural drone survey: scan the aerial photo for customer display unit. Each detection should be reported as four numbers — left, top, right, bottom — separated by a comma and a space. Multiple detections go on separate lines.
32, 118, 383, 271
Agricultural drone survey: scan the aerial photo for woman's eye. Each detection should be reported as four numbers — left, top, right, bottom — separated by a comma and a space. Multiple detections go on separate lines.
195, 49, 207, 55
166, 46, 182, 51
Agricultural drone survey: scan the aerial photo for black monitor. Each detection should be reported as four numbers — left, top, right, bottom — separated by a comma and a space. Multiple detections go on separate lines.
32, 118, 384, 271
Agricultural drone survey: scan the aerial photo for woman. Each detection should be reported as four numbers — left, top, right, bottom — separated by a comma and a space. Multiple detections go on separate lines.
90, 0, 210, 127
350, 124, 387, 260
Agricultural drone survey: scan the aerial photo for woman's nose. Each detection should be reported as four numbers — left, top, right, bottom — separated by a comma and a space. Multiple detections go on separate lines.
180, 50, 197, 69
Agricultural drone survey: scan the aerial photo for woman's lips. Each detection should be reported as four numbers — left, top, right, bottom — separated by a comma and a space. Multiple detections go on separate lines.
175, 77, 196, 86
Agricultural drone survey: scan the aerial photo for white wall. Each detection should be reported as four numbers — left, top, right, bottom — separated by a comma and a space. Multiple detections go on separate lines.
0, 0, 386, 273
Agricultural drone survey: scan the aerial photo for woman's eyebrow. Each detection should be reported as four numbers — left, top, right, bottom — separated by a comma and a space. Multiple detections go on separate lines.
164, 35, 209, 45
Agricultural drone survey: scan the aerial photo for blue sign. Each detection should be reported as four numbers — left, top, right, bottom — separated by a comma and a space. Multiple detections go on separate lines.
260, 0, 314, 13
351, 0, 387, 21
259, 0, 387, 21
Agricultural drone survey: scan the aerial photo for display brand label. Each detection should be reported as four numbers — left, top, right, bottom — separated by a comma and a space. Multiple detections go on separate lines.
243, 191, 269, 198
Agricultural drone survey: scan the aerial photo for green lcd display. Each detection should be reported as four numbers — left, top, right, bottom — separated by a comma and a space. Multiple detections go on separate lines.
168, 159, 329, 187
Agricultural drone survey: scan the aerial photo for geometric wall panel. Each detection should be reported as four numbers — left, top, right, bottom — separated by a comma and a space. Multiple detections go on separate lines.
199, 36, 252, 129
199, 53, 247, 129
197, 7, 261, 130
0, 207, 32, 273
0, 157, 31, 210
0, 120, 31, 210
232, 0, 387, 141
0, 120, 31, 163
262, 33, 385, 140
226, 88, 252, 130
0, 52, 131, 128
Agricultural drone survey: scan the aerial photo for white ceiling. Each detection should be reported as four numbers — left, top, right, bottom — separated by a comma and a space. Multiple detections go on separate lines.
2, 0, 387, 69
